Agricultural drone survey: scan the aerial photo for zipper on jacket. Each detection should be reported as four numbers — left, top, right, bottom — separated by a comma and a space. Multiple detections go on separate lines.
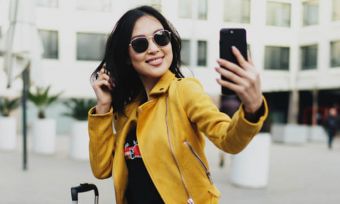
165, 96, 195, 204
184, 141, 213, 184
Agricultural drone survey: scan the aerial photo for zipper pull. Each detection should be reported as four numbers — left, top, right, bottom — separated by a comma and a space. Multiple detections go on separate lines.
187, 198, 195, 204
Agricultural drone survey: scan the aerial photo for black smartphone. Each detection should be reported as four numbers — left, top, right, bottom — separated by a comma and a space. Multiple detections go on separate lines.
219, 28, 248, 95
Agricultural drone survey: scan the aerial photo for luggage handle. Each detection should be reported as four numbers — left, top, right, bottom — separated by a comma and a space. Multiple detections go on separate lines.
71, 183, 99, 204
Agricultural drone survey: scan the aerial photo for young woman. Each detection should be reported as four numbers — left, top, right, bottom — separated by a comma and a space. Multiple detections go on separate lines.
88, 6, 268, 204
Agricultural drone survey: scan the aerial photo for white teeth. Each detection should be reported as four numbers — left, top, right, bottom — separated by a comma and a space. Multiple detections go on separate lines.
147, 58, 160, 63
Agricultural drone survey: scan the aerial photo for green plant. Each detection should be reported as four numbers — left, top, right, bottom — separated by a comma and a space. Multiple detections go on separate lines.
0, 97, 20, 117
28, 86, 62, 119
63, 98, 97, 121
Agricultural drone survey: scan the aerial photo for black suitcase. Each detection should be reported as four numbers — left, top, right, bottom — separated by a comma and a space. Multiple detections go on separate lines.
71, 183, 99, 204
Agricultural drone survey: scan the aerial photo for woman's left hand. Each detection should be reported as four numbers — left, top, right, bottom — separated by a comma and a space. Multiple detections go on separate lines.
215, 46, 263, 114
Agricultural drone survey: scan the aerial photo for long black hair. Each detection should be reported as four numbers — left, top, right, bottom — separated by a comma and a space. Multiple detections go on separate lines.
91, 6, 184, 115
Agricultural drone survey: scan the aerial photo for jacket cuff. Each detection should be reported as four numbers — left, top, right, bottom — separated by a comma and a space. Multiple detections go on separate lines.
239, 96, 269, 126
88, 106, 115, 141
88, 106, 113, 117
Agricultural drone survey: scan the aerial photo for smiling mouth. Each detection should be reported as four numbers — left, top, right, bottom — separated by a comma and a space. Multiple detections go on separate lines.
146, 57, 164, 66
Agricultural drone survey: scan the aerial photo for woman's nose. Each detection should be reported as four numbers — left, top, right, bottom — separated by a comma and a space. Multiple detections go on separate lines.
147, 38, 160, 54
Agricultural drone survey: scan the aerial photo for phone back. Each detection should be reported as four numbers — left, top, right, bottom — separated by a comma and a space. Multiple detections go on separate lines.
219, 28, 248, 95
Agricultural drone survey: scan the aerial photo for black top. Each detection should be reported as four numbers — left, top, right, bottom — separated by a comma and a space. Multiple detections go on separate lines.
325, 115, 338, 133
124, 125, 164, 204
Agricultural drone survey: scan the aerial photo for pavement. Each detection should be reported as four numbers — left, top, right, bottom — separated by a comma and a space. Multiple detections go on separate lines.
1, 134, 340, 204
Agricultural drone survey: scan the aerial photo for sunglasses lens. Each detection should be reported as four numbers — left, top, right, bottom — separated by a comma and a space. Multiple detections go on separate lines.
130, 30, 171, 53
154, 31, 171, 46
131, 38, 148, 53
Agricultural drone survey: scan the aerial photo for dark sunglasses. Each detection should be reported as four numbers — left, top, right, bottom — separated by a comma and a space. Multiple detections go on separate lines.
129, 30, 171, 53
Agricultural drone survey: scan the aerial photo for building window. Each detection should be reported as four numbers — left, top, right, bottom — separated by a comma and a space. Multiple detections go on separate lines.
303, 0, 319, 26
178, 0, 192, 18
76, 0, 111, 12
266, 2, 291, 27
36, 0, 58, 8
76, 33, 106, 61
198, 0, 208, 20
149, 0, 162, 12
39, 30, 59, 59
178, 0, 208, 20
264, 46, 290, 70
330, 40, 340, 67
333, 0, 340, 21
301, 44, 318, 70
197, 40, 207, 66
223, 0, 250, 23
181, 40, 191, 66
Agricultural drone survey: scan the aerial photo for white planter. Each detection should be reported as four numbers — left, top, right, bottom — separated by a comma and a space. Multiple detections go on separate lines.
308, 125, 327, 142
229, 133, 271, 188
272, 124, 308, 145
0, 117, 17, 150
271, 124, 285, 143
32, 119, 56, 154
70, 121, 89, 160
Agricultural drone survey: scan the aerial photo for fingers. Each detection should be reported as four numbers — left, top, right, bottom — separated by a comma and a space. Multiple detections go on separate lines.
97, 67, 111, 79
215, 66, 253, 96
216, 47, 263, 111
217, 59, 247, 78
215, 67, 245, 86
231, 46, 252, 70
94, 79, 112, 91
92, 67, 114, 91
97, 71, 110, 81
216, 78, 241, 93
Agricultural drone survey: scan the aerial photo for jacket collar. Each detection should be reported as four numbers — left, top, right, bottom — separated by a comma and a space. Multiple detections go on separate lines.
149, 70, 176, 97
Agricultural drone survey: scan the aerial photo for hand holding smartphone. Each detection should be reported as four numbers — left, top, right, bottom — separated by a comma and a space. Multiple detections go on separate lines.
219, 28, 248, 95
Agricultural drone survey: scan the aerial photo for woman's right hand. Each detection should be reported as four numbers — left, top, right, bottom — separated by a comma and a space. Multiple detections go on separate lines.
91, 67, 115, 114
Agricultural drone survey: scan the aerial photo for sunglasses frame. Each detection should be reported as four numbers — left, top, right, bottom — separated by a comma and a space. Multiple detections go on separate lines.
129, 29, 171, 53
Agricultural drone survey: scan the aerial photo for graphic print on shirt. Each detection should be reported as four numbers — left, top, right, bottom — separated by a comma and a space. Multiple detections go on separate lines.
124, 139, 142, 160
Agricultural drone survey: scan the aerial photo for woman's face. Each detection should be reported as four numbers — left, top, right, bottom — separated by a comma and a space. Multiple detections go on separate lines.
128, 15, 173, 84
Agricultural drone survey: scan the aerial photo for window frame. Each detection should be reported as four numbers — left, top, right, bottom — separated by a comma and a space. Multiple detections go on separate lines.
181, 39, 191, 66
332, 0, 340, 21
223, 0, 251, 24
302, 0, 319, 26
197, 40, 208, 67
76, 32, 106, 61
178, 0, 193, 19
264, 46, 290, 71
330, 40, 340, 68
39, 29, 59, 59
300, 44, 318, 70
266, 1, 291, 27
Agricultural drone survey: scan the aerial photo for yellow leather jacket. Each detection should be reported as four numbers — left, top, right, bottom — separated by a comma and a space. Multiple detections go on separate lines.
88, 70, 268, 204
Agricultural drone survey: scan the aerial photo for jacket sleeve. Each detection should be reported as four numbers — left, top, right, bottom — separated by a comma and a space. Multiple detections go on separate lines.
88, 107, 115, 179
178, 78, 268, 154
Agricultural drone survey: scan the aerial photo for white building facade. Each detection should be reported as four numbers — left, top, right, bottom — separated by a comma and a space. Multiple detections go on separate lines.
0, 0, 340, 133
